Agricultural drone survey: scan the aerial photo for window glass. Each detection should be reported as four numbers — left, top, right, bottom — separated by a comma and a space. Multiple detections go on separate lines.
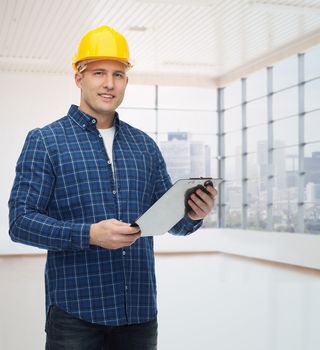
224, 81, 242, 109
225, 180, 242, 228
272, 202, 298, 232
158, 86, 217, 226
119, 108, 156, 133
225, 205, 242, 228
247, 178, 267, 210
305, 110, 320, 143
273, 146, 299, 173
273, 116, 298, 147
305, 78, 320, 112
269, 145, 300, 232
158, 110, 216, 134
305, 45, 320, 81
225, 155, 242, 181
247, 153, 259, 179
224, 106, 242, 132
158, 131, 216, 183
247, 125, 268, 153
246, 69, 267, 101
122, 84, 155, 108
225, 206, 242, 229
247, 125, 267, 153
273, 87, 298, 119
305, 148, 320, 233
247, 199, 267, 230
225, 130, 242, 156
253, 139, 268, 181
209, 156, 219, 178
273, 56, 298, 91
305, 204, 320, 233
305, 142, 320, 157
158, 86, 216, 110
304, 144, 320, 193
246, 97, 267, 127
203, 210, 218, 228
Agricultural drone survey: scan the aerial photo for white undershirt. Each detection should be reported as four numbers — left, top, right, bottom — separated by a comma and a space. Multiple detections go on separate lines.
98, 127, 115, 171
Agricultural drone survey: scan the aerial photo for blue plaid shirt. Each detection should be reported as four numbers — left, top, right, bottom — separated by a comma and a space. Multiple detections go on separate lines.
9, 105, 202, 326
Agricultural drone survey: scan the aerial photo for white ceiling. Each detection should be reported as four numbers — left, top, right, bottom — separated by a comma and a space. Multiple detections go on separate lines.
1, 0, 320, 86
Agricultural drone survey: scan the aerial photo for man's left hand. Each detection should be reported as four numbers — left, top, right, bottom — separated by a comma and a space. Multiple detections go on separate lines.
187, 185, 218, 221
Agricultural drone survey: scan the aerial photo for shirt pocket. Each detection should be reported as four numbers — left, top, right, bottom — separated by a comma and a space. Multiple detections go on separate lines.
116, 151, 155, 214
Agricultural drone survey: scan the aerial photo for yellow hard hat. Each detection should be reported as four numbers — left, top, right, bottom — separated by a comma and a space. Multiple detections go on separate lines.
72, 25, 132, 71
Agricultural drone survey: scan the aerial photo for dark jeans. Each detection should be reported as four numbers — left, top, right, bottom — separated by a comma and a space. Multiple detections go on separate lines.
45, 305, 158, 350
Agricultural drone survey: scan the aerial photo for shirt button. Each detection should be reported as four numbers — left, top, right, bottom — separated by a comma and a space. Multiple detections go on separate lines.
125, 285, 128, 290
107, 160, 111, 165
82, 124, 86, 128
122, 250, 126, 256
91, 119, 96, 124
112, 190, 117, 195
99, 134, 102, 138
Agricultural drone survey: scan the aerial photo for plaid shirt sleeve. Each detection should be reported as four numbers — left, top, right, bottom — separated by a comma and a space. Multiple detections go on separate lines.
8, 129, 90, 251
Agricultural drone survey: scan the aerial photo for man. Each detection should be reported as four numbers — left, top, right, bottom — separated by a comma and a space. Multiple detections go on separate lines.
8, 25, 216, 349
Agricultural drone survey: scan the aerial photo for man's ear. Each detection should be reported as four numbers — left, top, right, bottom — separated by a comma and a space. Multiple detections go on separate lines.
75, 72, 82, 88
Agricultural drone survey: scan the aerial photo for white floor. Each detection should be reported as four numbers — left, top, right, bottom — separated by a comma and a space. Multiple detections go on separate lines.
1, 253, 320, 349
156, 253, 320, 350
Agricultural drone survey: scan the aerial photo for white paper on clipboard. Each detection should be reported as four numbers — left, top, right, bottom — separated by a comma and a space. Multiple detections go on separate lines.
131, 177, 222, 237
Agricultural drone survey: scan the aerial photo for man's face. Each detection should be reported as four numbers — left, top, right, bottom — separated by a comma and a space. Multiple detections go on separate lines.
75, 60, 128, 120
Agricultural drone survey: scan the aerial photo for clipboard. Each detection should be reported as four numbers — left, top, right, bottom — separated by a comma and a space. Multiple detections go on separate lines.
131, 177, 222, 237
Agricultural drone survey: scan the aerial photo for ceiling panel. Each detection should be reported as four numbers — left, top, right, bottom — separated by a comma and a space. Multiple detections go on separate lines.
0, 0, 320, 86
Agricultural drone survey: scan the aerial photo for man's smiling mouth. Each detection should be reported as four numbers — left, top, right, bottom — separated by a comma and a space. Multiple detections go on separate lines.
98, 93, 114, 99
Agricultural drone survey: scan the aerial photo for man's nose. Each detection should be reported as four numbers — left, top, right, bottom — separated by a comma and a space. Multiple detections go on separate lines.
103, 74, 114, 89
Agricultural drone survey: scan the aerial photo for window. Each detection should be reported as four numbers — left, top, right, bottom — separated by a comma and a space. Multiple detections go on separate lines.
273, 87, 298, 119
305, 110, 320, 143
273, 56, 298, 91
224, 106, 242, 132
305, 79, 320, 112
121, 46, 320, 234
273, 117, 298, 147
158, 86, 216, 110
220, 51, 320, 233
122, 84, 155, 108
246, 97, 267, 127
224, 81, 242, 109
305, 45, 320, 81
246, 70, 267, 101
121, 84, 217, 228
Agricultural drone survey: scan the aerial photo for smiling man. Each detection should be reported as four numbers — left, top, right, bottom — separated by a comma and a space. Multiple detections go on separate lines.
8, 25, 217, 349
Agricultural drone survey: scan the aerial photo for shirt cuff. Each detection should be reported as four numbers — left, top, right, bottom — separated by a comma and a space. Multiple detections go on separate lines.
181, 216, 203, 232
68, 223, 91, 250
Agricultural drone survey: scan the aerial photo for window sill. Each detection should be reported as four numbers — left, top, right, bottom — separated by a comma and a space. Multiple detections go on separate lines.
154, 228, 320, 270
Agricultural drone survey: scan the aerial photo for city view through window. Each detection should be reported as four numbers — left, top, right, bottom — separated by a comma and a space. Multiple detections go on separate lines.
120, 45, 320, 234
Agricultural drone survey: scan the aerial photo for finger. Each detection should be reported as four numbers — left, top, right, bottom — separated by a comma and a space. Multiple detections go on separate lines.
193, 190, 214, 209
119, 226, 141, 235
206, 186, 218, 197
111, 221, 141, 235
188, 198, 206, 217
121, 233, 141, 245
194, 188, 211, 203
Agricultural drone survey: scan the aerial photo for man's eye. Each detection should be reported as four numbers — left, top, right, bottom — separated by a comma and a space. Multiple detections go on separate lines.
94, 71, 103, 76
115, 73, 125, 78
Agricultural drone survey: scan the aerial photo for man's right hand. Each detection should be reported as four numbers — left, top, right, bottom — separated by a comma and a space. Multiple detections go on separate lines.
89, 219, 141, 250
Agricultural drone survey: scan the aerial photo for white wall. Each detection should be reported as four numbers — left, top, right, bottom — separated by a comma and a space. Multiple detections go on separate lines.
1, 252, 320, 350
1, 71, 79, 254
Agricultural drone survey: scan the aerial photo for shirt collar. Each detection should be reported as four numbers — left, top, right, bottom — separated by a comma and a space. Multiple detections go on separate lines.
67, 104, 120, 131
